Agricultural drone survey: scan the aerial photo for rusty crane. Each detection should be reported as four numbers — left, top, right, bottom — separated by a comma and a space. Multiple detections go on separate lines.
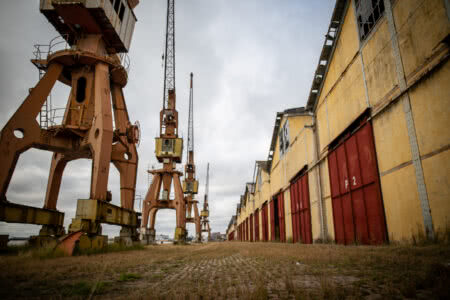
201, 163, 212, 241
140, 0, 187, 244
183, 73, 201, 243
0, 0, 141, 252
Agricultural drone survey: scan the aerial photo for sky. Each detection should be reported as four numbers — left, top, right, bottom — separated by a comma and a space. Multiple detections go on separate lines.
0, 0, 335, 238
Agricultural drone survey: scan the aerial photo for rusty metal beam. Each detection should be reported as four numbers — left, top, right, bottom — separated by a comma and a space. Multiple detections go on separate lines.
0, 202, 64, 226
73, 199, 138, 227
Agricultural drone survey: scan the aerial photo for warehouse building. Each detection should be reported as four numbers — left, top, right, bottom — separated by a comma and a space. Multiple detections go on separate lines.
227, 0, 449, 244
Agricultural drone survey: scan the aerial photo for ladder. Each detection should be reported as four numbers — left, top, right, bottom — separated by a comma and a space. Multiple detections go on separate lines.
38, 68, 51, 129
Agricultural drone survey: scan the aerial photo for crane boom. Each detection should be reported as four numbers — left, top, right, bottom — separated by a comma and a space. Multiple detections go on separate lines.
187, 72, 194, 157
163, 0, 175, 110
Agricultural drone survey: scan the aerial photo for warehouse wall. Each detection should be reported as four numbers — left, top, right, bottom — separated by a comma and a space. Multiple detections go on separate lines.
231, 0, 449, 244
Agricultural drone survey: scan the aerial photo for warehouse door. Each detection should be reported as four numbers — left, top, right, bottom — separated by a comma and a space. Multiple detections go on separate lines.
262, 203, 269, 241
246, 218, 249, 241
250, 214, 254, 242
255, 210, 260, 241
276, 192, 286, 242
270, 199, 278, 241
328, 121, 387, 245
290, 172, 312, 244
245, 218, 248, 241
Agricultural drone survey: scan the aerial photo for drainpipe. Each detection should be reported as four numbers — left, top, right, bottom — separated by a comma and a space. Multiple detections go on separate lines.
305, 112, 327, 241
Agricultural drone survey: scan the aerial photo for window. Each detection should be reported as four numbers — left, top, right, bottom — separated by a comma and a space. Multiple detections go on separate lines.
279, 120, 290, 156
355, 0, 385, 41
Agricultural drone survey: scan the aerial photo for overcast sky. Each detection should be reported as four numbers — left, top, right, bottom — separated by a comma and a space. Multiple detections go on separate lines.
0, 1, 335, 238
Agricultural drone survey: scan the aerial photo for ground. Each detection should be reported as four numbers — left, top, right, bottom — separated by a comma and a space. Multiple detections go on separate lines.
1, 241, 449, 299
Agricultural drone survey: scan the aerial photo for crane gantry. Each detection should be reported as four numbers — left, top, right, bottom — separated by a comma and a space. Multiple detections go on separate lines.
140, 0, 188, 244
201, 163, 212, 241
0, 0, 141, 253
183, 73, 201, 242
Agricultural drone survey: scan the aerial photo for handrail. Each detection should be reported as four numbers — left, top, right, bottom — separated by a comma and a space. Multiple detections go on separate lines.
33, 34, 70, 60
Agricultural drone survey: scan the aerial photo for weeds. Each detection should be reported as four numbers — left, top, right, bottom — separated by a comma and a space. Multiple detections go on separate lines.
76, 243, 145, 256
62, 281, 92, 297
119, 273, 142, 282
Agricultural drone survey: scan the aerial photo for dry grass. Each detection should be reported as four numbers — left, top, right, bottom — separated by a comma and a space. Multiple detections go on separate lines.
0, 242, 449, 299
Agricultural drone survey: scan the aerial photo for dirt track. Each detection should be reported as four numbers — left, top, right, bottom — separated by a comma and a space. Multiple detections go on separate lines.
0, 242, 449, 299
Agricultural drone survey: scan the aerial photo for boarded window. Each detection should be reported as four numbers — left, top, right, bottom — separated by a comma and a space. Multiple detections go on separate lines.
355, 0, 385, 41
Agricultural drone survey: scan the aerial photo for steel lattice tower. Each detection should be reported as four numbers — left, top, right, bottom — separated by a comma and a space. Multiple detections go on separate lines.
187, 73, 194, 157
163, 0, 175, 109
201, 163, 211, 240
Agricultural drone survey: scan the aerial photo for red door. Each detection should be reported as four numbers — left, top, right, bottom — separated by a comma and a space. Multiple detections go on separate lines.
244, 218, 247, 241
250, 214, 254, 242
262, 203, 269, 241
246, 218, 249, 241
255, 210, 260, 241
270, 199, 276, 241
328, 121, 387, 245
277, 193, 286, 242
290, 173, 312, 244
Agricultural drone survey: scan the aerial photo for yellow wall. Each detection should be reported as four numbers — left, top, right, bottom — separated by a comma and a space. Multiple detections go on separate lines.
409, 60, 450, 233
381, 164, 424, 241
319, 2, 360, 106
394, 0, 449, 79
283, 189, 292, 241
362, 18, 398, 106
315, 4, 369, 153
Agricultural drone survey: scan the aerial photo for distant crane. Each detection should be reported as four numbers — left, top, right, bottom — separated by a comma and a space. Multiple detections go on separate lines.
140, 0, 188, 244
201, 163, 212, 241
183, 73, 201, 242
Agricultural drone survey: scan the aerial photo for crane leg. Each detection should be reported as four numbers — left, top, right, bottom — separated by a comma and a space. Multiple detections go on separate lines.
0, 63, 63, 201
40, 152, 69, 237
148, 207, 157, 243
140, 174, 162, 243
88, 62, 113, 202
111, 84, 138, 210
173, 173, 186, 243
186, 200, 192, 219
193, 202, 201, 242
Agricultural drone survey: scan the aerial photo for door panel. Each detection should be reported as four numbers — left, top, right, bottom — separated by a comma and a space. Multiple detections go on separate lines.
346, 134, 363, 191
328, 121, 387, 245
270, 200, 276, 241
290, 173, 312, 244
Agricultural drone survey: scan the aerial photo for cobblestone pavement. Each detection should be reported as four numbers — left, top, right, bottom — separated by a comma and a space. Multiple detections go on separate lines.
1, 242, 449, 299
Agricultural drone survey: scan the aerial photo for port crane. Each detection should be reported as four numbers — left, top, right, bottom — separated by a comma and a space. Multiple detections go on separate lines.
0, 0, 141, 252
183, 73, 201, 242
201, 163, 212, 241
140, 0, 187, 243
